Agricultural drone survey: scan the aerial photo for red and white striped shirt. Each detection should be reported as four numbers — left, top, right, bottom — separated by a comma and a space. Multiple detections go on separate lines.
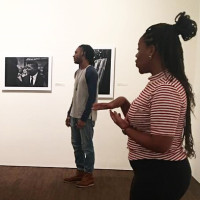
127, 70, 187, 161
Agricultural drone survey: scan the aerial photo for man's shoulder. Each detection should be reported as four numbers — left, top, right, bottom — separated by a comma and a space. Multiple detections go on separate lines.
86, 65, 98, 76
37, 73, 45, 79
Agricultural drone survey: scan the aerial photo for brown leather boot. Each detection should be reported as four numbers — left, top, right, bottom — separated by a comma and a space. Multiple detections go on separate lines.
64, 170, 85, 183
76, 172, 94, 188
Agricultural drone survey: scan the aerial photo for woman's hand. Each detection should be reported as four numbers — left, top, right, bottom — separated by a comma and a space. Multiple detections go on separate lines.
109, 110, 129, 129
92, 97, 130, 118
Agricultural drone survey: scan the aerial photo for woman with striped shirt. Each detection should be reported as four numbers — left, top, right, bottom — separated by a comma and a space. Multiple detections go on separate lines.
93, 12, 197, 200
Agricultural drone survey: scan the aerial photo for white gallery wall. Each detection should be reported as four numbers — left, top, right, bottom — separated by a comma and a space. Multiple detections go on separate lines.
0, 0, 199, 181
190, 1, 200, 183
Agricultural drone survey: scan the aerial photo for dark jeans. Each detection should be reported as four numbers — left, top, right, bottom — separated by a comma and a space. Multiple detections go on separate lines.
129, 159, 191, 200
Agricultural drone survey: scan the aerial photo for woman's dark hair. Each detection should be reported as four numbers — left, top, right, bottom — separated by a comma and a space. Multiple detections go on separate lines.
79, 44, 95, 65
142, 12, 197, 158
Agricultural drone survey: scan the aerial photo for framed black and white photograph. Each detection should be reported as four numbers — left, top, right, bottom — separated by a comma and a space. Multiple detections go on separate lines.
3, 56, 52, 91
94, 47, 115, 99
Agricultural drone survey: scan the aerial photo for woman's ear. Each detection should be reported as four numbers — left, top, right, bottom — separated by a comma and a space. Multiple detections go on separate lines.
149, 45, 156, 58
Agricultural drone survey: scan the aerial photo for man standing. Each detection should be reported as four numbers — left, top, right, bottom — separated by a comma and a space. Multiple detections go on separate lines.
64, 44, 98, 188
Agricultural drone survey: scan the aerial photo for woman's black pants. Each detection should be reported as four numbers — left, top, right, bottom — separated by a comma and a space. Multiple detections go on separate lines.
129, 159, 191, 200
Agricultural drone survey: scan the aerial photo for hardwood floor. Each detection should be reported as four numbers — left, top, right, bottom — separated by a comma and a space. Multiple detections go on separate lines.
0, 166, 199, 200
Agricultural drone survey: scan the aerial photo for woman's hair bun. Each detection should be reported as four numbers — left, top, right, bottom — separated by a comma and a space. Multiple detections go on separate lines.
174, 12, 197, 41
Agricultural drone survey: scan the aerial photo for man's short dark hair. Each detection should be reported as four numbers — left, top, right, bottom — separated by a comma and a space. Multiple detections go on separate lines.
26, 60, 38, 68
